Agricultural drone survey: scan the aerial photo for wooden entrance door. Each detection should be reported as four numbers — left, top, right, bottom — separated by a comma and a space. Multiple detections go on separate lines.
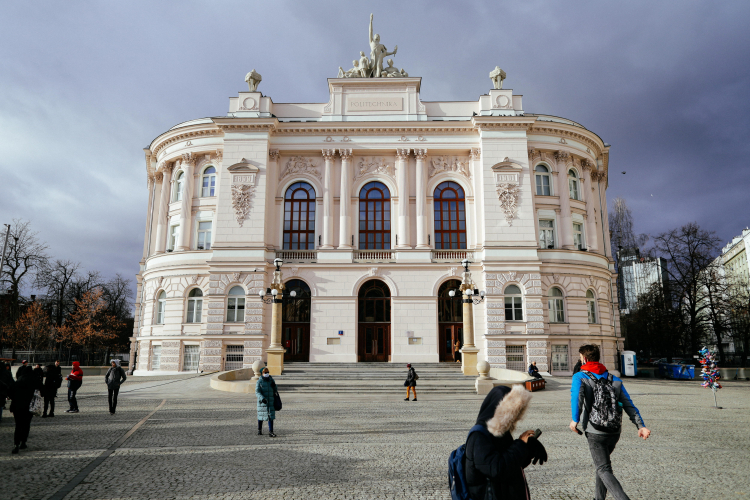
439, 323, 464, 362
282, 323, 310, 362
358, 323, 391, 362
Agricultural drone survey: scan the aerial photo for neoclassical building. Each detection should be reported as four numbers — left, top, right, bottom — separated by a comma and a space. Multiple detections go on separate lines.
130, 69, 622, 375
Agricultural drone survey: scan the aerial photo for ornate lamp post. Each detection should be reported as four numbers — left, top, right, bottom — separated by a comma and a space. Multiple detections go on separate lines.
259, 258, 296, 375
447, 259, 485, 375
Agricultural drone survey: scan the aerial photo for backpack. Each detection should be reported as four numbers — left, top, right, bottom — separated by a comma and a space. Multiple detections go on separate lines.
448, 424, 493, 500
583, 371, 622, 432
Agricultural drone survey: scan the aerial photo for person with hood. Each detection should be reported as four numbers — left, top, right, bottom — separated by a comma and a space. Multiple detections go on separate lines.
465, 385, 547, 500
105, 359, 127, 415
0, 361, 14, 422
10, 367, 41, 453
255, 367, 276, 437
65, 361, 83, 413
404, 363, 417, 401
570, 344, 650, 500
42, 360, 62, 418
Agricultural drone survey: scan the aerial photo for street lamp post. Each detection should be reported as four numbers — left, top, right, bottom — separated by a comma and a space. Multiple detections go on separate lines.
448, 259, 485, 376
259, 258, 296, 375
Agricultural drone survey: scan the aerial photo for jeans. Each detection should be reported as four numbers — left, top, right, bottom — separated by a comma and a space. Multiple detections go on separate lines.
586, 432, 630, 500
108, 387, 120, 413
68, 387, 79, 410
14, 411, 33, 445
258, 419, 274, 432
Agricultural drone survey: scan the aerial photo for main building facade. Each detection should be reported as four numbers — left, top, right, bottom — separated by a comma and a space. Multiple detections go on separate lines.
130, 74, 622, 375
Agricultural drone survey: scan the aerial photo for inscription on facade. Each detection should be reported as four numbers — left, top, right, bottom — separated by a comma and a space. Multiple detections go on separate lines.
346, 97, 403, 111
233, 174, 254, 184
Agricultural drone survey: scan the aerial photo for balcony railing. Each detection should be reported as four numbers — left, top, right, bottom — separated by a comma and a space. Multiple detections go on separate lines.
353, 249, 396, 262
275, 250, 317, 262
431, 250, 474, 262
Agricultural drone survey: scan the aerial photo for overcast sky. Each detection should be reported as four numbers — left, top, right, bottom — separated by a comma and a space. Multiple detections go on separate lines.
1, 1, 749, 291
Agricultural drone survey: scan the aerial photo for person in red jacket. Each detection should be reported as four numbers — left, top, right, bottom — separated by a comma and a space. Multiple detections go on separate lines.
65, 361, 83, 413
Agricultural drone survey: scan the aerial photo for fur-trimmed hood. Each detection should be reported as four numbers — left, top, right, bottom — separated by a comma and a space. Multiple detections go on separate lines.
478, 384, 532, 437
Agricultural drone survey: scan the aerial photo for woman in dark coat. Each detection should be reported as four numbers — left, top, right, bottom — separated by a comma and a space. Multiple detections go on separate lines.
43, 360, 62, 418
0, 361, 14, 422
404, 363, 417, 401
465, 385, 547, 500
10, 369, 40, 454
255, 367, 276, 437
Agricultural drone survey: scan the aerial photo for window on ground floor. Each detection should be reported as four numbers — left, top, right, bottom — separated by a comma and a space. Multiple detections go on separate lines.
183, 345, 199, 371
506, 345, 525, 371
151, 345, 161, 370
225, 345, 244, 370
552, 345, 569, 371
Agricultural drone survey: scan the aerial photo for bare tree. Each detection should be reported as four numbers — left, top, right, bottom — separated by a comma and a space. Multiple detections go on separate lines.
609, 197, 649, 265
700, 262, 732, 364
36, 259, 81, 327
100, 274, 134, 321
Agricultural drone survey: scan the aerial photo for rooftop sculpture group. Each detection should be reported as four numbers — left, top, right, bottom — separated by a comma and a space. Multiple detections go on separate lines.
338, 14, 409, 78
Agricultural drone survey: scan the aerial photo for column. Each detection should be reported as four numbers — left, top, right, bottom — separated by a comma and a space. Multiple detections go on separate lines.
338, 148, 353, 248
582, 161, 599, 252
321, 149, 335, 249
267, 150, 280, 248
460, 279, 479, 376
414, 149, 428, 248
142, 174, 156, 259
175, 154, 195, 251
396, 148, 411, 248
154, 163, 173, 254
555, 151, 574, 249
265, 269, 286, 375
470, 148, 484, 248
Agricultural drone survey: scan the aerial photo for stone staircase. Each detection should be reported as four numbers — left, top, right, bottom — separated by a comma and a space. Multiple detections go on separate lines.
275, 362, 477, 394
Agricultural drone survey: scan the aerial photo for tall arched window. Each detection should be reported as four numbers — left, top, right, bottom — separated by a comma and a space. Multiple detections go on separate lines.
433, 181, 466, 249
359, 182, 391, 249
438, 280, 463, 323
358, 280, 391, 322
535, 165, 551, 196
283, 182, 316, 250
186, 288, 203, 323
201, 166, 216, 197
226, 286, 245, 323
548, 287, 565, 323
156, 291, 166, 324
504, 284, 524, 321
174, 172, 184, 201
568, 169, 580, 200
586, 289, 597, 324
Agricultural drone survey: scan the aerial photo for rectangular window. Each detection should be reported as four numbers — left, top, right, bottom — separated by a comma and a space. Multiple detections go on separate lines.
569, 178, 579, 200
539, 220, 555, 249
186, 298, 202, 323
151, 345, 162, 370
504, 296, 524, 321
197, 221, 212, 250
506, 345, 525, 372
182, 345, 199, 371
552, 345, 569, 371
225, 345, 244, 370
573, 223, 583, 249
227, 298, 245, 322
549, 298, 565, 323
536, 174, 550, 196
168, 225, 179, 251
587, 299, 597, 324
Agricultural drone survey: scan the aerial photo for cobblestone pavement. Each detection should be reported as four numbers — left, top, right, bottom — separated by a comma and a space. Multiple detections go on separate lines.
1, 374, 748, 499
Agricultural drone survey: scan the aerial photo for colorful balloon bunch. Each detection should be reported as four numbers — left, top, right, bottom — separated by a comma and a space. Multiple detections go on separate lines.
698, 347, 722, 390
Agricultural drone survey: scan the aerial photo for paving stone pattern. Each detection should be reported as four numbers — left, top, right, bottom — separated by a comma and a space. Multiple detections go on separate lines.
1, 374, 748, 499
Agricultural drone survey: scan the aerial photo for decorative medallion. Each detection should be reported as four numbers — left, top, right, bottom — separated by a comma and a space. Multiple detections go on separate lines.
429, 156, 471, 179
231, 184, 254, 226
280, 156, 321, 181
355, 157, 394, 179
558, 138, 568, 144
231, 272, 242, 283
369, 267, 380, 277
191, 275, 199, 284
497, 183, 520, 226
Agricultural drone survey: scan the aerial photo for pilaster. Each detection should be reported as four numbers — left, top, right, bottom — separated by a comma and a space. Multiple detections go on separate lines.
396, 148, 411, 248
338, 149, 353, 248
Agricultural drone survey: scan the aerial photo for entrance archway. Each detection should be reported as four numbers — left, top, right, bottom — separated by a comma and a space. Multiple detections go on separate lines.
438, 279, 463, 362
357, 279, 391, 362
282, 279, 311, 362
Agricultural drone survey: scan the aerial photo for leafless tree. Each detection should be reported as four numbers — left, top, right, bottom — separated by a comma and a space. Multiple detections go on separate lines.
36, 259, 81, 327
699, 262, 732, 364
100, 273, 134, 321
609, 197, 649, 266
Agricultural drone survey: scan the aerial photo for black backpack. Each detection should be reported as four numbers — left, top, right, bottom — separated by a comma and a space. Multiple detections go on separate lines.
583, 371, 621, 432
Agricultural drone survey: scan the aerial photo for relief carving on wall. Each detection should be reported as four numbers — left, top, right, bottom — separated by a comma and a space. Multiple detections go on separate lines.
497, 183, 520, 226
280, 156, 321, 181
355, 157, 394, 180
231, 184, 254, 227
429, 156, 471, 179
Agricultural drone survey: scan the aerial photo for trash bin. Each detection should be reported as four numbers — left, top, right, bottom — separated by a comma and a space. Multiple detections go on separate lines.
620, 351, 637, 377
658, 363, 694, 380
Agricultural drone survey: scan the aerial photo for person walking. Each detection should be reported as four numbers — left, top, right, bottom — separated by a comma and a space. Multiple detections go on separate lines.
105, 359, 127, 415
570, 344, 651, 500
465, 385, 547, 499
0, 361, 14, 423
10, 368, 41, 454
65, 361, 83, 413
404, 363, 417, 401
255, 367, 276, 437
528, 361, 543, 380
453, 339, 462, 363
42, 360, 62, 418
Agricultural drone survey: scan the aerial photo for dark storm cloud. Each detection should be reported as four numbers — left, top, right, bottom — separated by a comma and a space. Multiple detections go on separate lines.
1, 0, 749, 287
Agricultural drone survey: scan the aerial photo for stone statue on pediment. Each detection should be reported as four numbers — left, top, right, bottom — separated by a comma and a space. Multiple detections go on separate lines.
358, 51, 372, 77
369, 13, 398, 77
490, 66, 506, 89
338, 60, 363, 78
245, 69, 262, 91
336, 14, 409, 79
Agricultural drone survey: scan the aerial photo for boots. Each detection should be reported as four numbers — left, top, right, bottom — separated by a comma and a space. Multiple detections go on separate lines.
12, 445, 19, 454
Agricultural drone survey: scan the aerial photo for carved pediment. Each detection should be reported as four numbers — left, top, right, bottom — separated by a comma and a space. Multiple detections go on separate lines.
355, 157, 395, 180
429, 156, 471, 179
280, 156, 321, 181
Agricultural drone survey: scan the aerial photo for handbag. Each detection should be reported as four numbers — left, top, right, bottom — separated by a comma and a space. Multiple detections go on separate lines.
273, 389, 282, 411
29, 390, 43, 416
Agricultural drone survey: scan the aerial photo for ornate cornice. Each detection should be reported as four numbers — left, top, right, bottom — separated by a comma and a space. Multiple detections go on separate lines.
273, 124, 478, 136
151, 128, 223, 159
528, 125, 603, 157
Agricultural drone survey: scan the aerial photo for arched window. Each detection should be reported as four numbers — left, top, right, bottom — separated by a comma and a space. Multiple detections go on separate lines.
174, 171, 184, 202
226, 286, 245, 323
586, 289, 597, 324
433, 181, 466, 249
186, 288, 203, 323
156, 291, 166, 324
358, 280, 391, 322
438, 280, 462, 322
282, 279, 311, 322
504, 284, 524, 321
201, 166, 216, 197
283, 182, 316, 250
535, 165, 551, 196
359, 182, 391, 249
548, 287, 565, 323
568, 169, 580, 200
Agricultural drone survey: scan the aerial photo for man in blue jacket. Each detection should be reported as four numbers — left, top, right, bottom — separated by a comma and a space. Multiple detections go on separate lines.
569, 344, 651, 500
